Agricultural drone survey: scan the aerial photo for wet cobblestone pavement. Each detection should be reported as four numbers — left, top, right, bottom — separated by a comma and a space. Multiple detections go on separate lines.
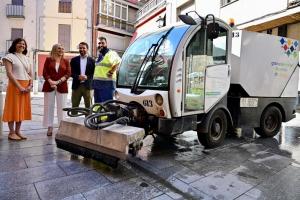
0, 96, 300, 199
129, 126, 300, 200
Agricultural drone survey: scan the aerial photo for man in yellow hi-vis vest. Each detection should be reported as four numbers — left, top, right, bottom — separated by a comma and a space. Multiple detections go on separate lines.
93, 37, 121, 103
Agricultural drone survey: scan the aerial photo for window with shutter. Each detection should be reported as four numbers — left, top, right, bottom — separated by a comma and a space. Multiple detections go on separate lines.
58, 24, 71, 51
99, 0, 134, 32
59, 0, 72, 13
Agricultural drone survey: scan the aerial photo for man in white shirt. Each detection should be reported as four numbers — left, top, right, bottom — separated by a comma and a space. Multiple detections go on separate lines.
70, 42, 95, 110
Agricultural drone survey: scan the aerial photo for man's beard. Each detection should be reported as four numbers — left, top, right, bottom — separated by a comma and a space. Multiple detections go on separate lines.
79, 51, 86, 56
100, 47, 109, 56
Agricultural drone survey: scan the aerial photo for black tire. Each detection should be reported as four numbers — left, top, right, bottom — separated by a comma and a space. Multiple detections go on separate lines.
197, 109, 227, 148
254, 106, 282, 138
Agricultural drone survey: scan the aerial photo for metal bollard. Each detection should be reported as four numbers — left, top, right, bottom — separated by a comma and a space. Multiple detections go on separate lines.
0, 81, 3, 135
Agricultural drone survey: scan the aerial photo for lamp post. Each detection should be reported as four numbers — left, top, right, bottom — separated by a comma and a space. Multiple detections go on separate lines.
156, 16, 165, 28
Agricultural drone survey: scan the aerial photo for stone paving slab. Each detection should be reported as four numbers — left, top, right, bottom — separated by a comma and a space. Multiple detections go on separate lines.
0, 164, 66, 190
249, 151, 292, 172
230, 160, 277, 185
94, 161, 136, 183
83, 177, 163, 200
173, 167, 204, 184
128, 157, 212, 200
35, 171, 110, 200
190, 172, 253, 199
151, 194, 174, 200
0, 157, 28, 173
244, 165, 300, 199
182, 156, 239, 176
24, 152, 72, 168
62, 194, 87, 200
165, 177, 214, 200
131, 167, 184, 200
0, 144, 59, 159
57, 160, 93, 175
235, 194, 256, 200
0, 184, 40, 200
207, 145, 253, 165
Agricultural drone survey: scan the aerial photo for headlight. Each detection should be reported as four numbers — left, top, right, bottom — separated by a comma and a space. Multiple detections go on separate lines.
155, 94, 163, 106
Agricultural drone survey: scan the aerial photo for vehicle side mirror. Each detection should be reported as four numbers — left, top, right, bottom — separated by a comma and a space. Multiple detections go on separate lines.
207, 23, 220, 40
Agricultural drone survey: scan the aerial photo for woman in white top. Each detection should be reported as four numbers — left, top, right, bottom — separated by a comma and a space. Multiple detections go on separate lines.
2, 38, 33, 141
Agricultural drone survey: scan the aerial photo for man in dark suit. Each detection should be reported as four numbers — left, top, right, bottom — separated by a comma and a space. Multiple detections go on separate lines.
70, 42, 95, 110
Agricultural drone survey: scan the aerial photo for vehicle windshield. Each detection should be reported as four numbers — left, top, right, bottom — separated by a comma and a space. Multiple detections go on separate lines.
117, 25, 189, 90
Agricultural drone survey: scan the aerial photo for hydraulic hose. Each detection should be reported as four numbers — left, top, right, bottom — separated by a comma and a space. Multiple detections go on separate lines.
84, 113, 130, 129
63, 107, 91, 117
63, 100, 135, 130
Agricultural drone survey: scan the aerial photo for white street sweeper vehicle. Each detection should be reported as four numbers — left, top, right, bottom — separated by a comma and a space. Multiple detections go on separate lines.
115, 13, 299, 146
56, 13, 299, 165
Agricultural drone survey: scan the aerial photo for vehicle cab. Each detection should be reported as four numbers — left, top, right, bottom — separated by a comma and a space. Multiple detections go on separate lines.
116, 16, 232, 137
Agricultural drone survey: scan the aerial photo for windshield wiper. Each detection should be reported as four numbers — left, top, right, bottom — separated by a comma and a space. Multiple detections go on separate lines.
130, 43, 156, 94
131, 27, 174, 94
151, 27, 174, 63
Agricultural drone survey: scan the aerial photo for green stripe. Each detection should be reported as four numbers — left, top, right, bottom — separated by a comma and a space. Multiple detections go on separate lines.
205, 91, 221, 96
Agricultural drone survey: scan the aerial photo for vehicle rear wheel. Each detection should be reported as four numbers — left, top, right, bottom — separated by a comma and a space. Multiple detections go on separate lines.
197, 109, 227, 148
254, 106, 282, 138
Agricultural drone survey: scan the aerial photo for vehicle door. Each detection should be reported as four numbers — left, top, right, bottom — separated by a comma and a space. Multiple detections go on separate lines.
183, 24, 230, 115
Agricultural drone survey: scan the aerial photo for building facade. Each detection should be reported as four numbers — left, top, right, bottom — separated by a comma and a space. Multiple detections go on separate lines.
136, 0, 300, 43
134, 0, 167, 38
220, 0, 300, 41
0, 0, 38, 90
0, 0, 37, 59
92, 0, 140, 57
37, 0, 93, 52
134, 0, 221, 39
0, 0, 93, 91
35, 0, 93, 91
219, 0, 300, 90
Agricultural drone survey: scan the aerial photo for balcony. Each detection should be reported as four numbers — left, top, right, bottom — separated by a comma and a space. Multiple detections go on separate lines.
97, 14, 135, 36
6, 4, 24, 18
6, 40, 13, 52
136, 0, 166, 21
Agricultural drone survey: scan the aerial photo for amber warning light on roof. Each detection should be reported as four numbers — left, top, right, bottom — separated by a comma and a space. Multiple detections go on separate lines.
229, 18, 235, 27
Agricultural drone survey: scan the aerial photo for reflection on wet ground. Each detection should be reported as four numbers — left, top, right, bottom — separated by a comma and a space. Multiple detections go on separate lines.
128, 120, 300, 200
137, 122, 300, 164
0, 130, 183, 200
0, 124, 299, 200
276, 126, 300, 162
1, 101, 300, 199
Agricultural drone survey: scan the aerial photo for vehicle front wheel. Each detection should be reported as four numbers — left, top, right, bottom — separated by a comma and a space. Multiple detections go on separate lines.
254, 106, 282, 138
197, 109, 227, 148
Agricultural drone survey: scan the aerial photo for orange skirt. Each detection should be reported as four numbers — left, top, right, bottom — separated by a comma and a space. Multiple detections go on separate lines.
2, 80, 32, 122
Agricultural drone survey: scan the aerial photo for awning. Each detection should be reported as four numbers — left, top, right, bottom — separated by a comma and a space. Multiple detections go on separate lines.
237, 6, 300, 31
